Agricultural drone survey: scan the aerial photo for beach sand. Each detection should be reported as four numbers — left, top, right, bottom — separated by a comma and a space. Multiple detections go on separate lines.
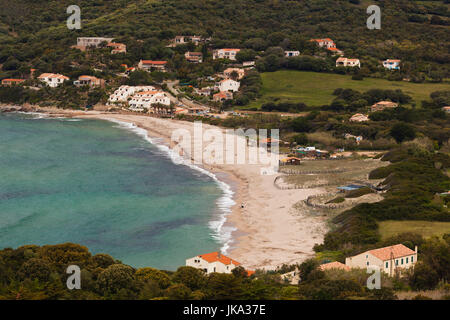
14, 108, 329, 270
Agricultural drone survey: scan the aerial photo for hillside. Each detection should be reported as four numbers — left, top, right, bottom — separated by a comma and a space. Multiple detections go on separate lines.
0, 0, 449, 80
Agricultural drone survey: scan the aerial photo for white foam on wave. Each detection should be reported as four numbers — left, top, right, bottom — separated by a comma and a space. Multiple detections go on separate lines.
14, 111, 50, 119
107, 118, 237, 254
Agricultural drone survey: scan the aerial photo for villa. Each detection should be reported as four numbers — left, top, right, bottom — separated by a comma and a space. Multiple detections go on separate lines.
74, 75, 105, 88
213, 91, 233, 102
336, 57, 360, 68
138, 60, 168, 72
217, 79, 240, 92
107, 42, 127, 54
383, 59, 401, 70
185, 52, 203, 63
350, 113, 369, 122
169, 35, 206, 47
345, 244, 418, 277
442, 106, 450, 113
37, 73, 69, 87
285, 51, 300, 57
371, 101, 398, 112
213, 49, 241, 60
76, 37, 114, 49
186, 252, 241, 274
1, 79, 25, 86
223, 68, 246, 80
310, 38, 336, 49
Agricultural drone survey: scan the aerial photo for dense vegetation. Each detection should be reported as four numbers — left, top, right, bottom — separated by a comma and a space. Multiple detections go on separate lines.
2, 240, 448, 300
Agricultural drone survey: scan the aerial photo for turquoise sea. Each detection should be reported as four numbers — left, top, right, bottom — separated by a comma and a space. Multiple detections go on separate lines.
0, 112, 235, 270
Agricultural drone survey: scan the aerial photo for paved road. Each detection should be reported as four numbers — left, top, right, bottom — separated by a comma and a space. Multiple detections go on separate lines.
165, 80, 210, 111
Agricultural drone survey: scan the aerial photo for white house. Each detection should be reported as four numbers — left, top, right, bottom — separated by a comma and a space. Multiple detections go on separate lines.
37, 73, 69, 87
213, 49, 241, 60
336, 57, 360, 68
76, 37, 114, 48
128, 90, 170, 111
285, 51, 300, 57
186, 252, 241, 274
383, 59, 401, 70
108, 85, 155, 104
217, 79, 240, 92
345, 244, 418, 277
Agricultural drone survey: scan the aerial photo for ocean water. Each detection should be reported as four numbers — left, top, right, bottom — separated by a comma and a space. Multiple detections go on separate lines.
0, 112, 235, 270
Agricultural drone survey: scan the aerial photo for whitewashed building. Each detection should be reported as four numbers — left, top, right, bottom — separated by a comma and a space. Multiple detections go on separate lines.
186, 252, 241, 274
128, 90, 170, 111
336, 57, 361, 68
77, 37, 114, 48
285, 51, 300, 57
383, 59, 401, 70
345, 244, 418, 277
108, 85, 155, 103
37, 73, 69, 87
217, 79, 240, 92
213, 49, 241, 60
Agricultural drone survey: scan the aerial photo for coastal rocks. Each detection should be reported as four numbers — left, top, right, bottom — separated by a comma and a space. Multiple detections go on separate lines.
0, 105, 25, 113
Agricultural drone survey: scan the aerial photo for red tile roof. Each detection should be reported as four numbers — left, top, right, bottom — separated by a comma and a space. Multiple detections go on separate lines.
199, 252, 241, 266
367, 244, 415, 261
319, 261, 351, 271
141, 60, 167, 65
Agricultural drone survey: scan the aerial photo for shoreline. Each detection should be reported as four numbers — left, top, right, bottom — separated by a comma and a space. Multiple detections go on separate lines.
2, 106, 328, 270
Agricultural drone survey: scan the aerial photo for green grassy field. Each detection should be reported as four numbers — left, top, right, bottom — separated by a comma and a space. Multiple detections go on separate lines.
246, 71, 450, 108
379, 220, 450, 240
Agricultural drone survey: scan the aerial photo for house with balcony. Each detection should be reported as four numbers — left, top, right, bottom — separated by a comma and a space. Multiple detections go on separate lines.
213, 49, 241, 60
37, 73, 69, 87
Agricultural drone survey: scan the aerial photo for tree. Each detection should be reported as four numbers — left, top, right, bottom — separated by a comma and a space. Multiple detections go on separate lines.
135, 267, 171, 289
172, 266, 206, 291
390, 123, 416, 143
96, 264, 135, 295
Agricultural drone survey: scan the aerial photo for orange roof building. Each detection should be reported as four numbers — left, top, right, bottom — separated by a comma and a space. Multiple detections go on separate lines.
1, 79, 25, 86
319, 261, 351, 272
186, 252, 243, 274
345, 244, 418, 277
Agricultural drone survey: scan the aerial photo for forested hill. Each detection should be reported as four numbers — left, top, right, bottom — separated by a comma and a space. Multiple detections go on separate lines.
0, 0, 448, 78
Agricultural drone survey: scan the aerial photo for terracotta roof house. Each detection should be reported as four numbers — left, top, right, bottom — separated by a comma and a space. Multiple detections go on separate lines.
213, 91, 233, 102
107, 42, 127, 54
350, 113, 369, 122
442, 106, 450, 113
186, 252, 241, 274
383, 59, 401, 70
185, 52, 203, 63
138, 60, 168, 72
371, 101, 398, 112
74, 75, 105, 88
319, 261, 351, 271
336, 57, 360, 68
345, 244, 418, 277
38, 73, 69, 87
1, 79, 25, 86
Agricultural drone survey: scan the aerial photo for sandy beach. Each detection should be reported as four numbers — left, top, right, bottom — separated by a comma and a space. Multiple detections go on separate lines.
4, 107, 328, 270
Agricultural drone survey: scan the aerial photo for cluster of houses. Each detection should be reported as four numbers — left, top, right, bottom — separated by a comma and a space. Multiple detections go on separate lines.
348, 101, 400, 123
293, 146, 330, 159
74, 37, 127, 54
187, 243, 418, 280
